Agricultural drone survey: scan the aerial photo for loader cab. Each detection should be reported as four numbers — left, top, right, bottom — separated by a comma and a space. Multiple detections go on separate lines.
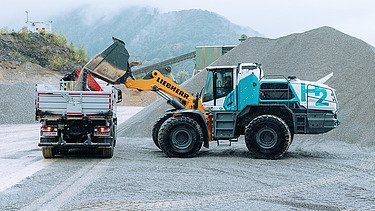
202, 66, 235, 108
202, 63, 262, 110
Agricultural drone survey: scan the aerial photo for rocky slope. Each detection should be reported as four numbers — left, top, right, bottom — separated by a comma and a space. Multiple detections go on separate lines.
0, 31, 86, 72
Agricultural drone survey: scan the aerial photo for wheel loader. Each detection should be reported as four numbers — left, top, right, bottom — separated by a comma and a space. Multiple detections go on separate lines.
80, 37, 339, 159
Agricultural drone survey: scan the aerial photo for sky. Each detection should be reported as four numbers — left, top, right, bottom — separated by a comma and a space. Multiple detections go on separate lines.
1, 0, 374, 46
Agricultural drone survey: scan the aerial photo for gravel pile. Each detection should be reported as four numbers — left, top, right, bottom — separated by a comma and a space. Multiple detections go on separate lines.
119, 26, 375, 148
0, 62, 62, 124
214, 26, 375, 147
118, 70, 207, 137
0, 82, 37, 124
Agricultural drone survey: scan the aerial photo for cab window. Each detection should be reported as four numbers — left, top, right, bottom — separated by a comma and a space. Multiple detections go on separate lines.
202, 68, 233, 102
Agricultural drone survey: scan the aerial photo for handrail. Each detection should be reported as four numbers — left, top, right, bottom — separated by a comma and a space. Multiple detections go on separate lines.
306, 84, 337, 110
259, 74, 292, 107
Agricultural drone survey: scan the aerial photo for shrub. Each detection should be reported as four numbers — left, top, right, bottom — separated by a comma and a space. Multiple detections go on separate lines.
19, 27, 30, 40
51, 33, 67, 47
48, 54, 68, 71
73, 47, 87, 64
0, 27, 9, 35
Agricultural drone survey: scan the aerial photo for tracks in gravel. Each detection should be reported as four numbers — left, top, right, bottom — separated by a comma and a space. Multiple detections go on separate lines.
77, 150, 375, 210
75, 172, 346, 210
20, 159, 111, 211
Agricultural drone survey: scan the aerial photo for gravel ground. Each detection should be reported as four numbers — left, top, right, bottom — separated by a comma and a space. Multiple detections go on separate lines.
1, 133, 375, 210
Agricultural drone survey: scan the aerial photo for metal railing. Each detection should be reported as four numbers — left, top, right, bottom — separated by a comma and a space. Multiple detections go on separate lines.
306, 84, 338, 110
259, 75, 293, 108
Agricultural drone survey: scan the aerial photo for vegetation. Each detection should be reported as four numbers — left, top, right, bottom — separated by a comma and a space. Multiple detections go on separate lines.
50, 32, 67, 46
0, 28, 87, 71
48, 54, 69, 70
19, 27, 29, 40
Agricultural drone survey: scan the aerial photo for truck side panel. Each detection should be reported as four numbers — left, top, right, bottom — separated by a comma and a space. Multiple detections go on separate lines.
36, 84, 114, 119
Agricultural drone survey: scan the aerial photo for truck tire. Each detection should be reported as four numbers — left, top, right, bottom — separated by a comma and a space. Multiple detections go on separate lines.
245, 115, 292, 159
152, 114, 171, 150
42, 147, 55, 159
158, 116, 203, 158
101, 146, 114, 158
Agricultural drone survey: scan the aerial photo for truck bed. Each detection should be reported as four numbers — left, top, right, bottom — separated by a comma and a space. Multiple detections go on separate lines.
36, 84, 116, 120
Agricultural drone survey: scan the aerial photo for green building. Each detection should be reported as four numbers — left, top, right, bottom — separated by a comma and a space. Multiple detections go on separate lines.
195, 46, 235, 71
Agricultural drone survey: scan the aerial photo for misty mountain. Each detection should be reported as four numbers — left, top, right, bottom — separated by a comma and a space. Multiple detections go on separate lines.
53, 7, 262, 65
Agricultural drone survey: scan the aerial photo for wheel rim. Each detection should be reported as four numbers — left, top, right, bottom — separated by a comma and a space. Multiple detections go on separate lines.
256, 128, 278, 149
171, 128, 192, 150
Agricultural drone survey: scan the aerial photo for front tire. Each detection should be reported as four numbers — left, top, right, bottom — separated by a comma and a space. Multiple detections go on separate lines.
152, 114, 171, 149
245, 115, 291, 159
158, 116, 203, 158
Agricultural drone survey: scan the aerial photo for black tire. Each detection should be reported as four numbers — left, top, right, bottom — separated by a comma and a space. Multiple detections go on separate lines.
158, 116, 203, 158
101, 146, 114, 158
152, 114, 171, 149
42, 147, 55, 159
245, 115, 292, 159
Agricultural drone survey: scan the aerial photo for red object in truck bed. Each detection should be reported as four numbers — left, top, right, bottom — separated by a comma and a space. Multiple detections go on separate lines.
74, 70, 103, 91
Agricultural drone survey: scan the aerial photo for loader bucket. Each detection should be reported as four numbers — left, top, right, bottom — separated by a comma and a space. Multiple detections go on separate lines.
84, 37, 132, 84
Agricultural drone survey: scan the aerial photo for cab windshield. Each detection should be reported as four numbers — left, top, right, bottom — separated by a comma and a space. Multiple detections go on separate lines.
202, 68, 233, 102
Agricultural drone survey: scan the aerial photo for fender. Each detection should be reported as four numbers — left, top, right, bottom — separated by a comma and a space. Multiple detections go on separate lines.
167, 109, 209, 148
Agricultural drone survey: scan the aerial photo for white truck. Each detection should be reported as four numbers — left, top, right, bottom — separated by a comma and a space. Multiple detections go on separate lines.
35, 81, 122, 158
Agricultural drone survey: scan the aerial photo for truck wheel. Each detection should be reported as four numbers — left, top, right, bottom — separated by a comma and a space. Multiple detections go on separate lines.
42, 147, 55, 159
152, 114, 171, 150
158, 116, 203, 158
101, 146, 114, 158
245, 115, 292, 159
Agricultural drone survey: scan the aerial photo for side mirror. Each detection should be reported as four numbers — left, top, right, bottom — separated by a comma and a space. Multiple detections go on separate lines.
117, 89, 123, 103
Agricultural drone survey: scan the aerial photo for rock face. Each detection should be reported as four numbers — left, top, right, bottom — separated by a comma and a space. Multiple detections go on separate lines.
119, 26, 375, 148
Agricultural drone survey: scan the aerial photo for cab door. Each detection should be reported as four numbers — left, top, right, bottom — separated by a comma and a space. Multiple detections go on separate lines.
202, 68, 235, 110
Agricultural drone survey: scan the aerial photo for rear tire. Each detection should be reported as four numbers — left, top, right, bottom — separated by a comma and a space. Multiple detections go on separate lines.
101, 147, 114, 158
245, 115, 291, 159
42, 147, 55, 159
152, 114, 171, 149
158, 116, 203, 158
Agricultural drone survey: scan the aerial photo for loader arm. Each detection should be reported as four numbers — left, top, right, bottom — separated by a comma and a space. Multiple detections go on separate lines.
125, 70, 213, 142
125, 70, 205, 112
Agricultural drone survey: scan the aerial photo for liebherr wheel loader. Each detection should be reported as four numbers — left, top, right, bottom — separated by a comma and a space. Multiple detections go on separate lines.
83, 37, 339, 159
